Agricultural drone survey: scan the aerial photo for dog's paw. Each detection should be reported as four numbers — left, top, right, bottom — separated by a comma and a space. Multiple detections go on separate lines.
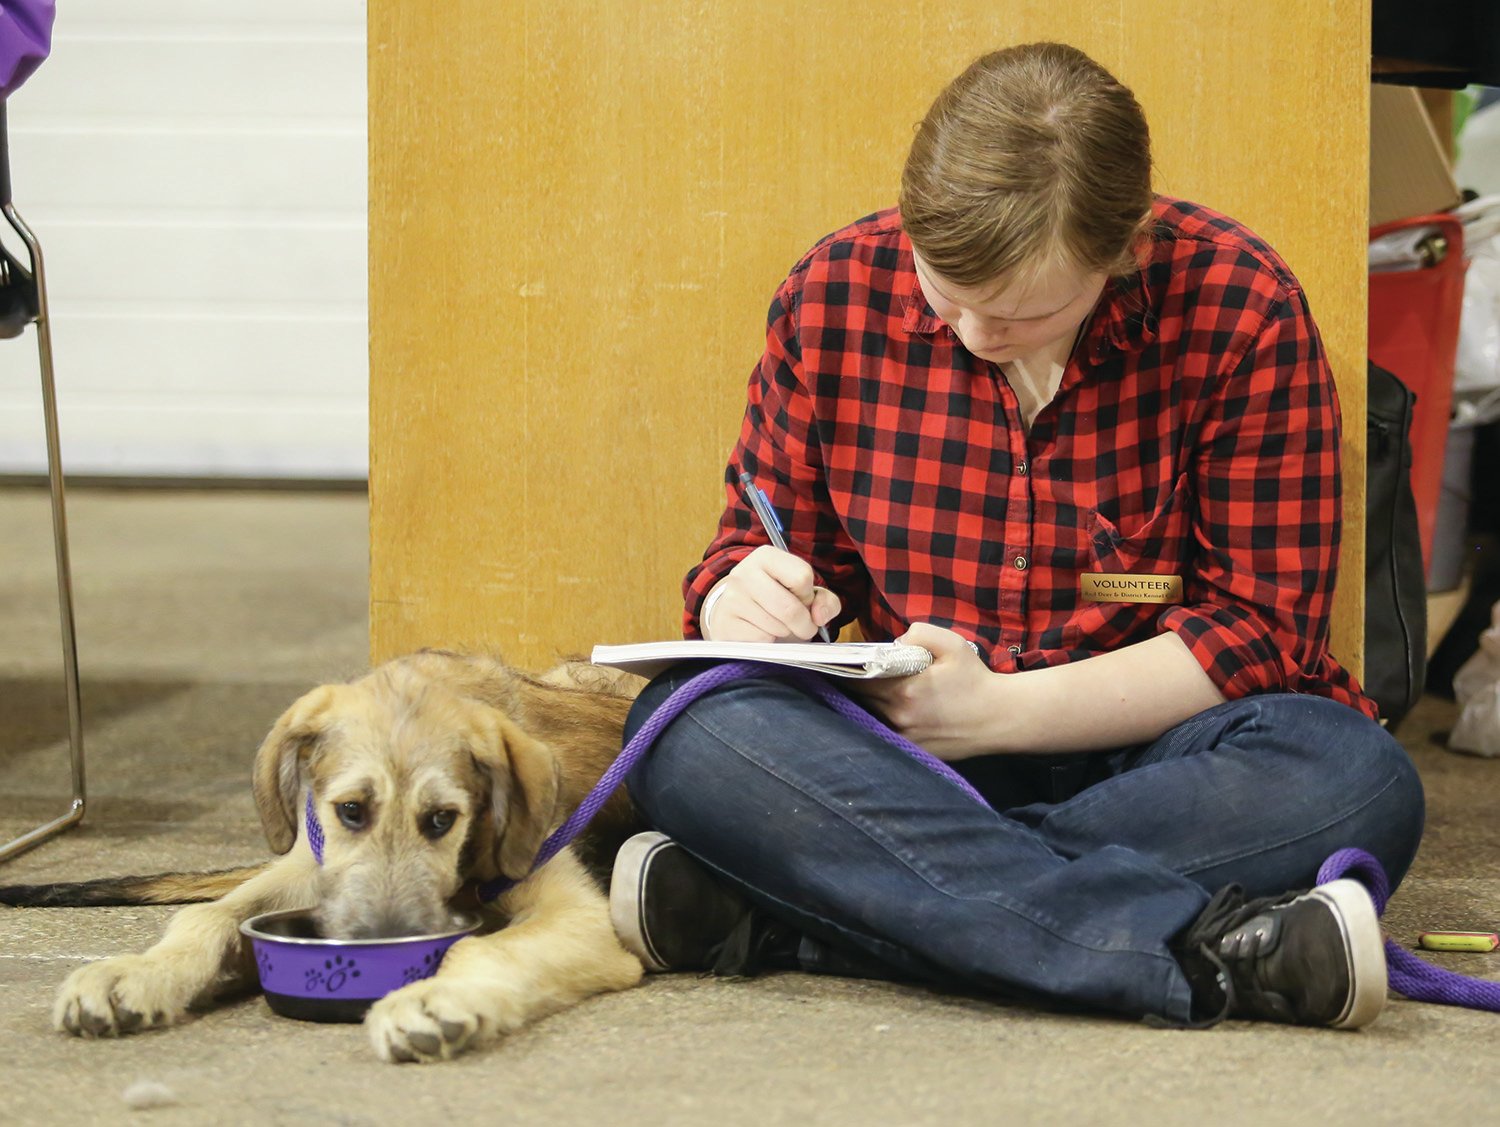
54, 955, 192, 1038
365, 977, 511, 1063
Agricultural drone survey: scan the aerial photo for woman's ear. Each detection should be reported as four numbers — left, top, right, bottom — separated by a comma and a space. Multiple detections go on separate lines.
251, 684, 340, 854
467, 707, 561, 881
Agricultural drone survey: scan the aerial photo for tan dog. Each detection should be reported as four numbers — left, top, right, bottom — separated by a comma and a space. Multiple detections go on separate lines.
0, 650, 648, 1062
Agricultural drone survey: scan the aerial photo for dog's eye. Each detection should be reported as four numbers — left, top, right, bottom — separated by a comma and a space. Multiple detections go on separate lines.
421, 809, 457, 840
336, 801, 367, 831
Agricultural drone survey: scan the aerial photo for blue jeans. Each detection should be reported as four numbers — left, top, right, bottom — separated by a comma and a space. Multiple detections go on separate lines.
623, 665, 1425, 1022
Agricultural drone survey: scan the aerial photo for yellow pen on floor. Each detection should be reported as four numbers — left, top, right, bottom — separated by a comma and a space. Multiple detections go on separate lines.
1417, 931, 1500, 952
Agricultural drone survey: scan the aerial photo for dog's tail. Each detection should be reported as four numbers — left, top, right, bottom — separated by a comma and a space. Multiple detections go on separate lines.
0, 864, 269, 907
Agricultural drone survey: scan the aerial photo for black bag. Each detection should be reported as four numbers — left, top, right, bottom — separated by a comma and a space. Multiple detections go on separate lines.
1364, 362, 1428, 727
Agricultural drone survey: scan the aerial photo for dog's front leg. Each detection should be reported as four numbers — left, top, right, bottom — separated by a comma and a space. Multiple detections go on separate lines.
366, 849, 643, 1063
55, 856, 317, 1037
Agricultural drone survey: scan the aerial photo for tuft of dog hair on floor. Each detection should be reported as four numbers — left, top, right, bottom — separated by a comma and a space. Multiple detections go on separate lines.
122, 1079, 179, 1110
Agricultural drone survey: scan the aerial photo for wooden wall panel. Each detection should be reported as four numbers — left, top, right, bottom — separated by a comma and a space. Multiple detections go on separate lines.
370, 1, 1370, 673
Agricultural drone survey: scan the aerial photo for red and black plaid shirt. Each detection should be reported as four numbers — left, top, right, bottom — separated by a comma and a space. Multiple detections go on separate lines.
685, 197, 1375, 718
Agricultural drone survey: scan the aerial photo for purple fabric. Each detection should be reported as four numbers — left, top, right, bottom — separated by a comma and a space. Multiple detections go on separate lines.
0, 0, 54, 99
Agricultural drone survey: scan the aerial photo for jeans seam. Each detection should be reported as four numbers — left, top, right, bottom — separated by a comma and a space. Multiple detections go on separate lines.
1176, 768, 1405, 879
679, 705, 1184, 962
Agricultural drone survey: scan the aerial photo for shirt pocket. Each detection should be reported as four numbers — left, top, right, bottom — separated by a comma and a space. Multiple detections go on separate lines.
1088, 473, 1194, 576
1049, 475, 1195, 654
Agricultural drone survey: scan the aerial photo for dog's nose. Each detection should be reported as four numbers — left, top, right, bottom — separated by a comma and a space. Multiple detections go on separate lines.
324, 909, 418, 941
373, 900, 459, 939
363, 911, 423, 940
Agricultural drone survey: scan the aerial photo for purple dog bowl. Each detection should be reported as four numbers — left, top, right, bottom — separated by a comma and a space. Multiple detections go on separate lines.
240, 909, 481, 1023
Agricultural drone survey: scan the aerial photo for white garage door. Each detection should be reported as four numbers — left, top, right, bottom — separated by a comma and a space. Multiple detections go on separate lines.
0, 0, 367, 479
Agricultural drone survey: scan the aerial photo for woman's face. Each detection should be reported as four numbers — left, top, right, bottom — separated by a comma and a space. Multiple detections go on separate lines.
912, 249, 1107, 365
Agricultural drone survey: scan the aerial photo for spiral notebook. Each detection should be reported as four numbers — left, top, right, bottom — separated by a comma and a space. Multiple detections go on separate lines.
589, 640, 934, 680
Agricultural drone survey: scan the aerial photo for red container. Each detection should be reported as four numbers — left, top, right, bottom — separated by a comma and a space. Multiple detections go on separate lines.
1368, 213, 1466, 574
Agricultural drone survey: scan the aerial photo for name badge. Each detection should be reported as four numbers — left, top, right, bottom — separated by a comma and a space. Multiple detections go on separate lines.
1080, 573, 1184, 604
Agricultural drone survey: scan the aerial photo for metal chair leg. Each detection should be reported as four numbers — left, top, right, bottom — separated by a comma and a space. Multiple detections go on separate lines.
0, 199, 85, 863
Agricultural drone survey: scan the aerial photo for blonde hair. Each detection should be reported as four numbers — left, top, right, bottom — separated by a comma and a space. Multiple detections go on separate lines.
899, 43, 1153, 290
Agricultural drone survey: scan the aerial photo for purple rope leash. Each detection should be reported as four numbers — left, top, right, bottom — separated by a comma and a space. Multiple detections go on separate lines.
1318, 847, 1500, 1012
475, 661, 984, 901
470, 661, 1500, 1015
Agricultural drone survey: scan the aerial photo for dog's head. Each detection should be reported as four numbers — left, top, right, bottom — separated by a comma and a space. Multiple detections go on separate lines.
251, 661, 560, 939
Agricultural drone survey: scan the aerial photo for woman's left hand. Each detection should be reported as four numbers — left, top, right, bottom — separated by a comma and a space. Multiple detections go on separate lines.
847, 622, 1003, 760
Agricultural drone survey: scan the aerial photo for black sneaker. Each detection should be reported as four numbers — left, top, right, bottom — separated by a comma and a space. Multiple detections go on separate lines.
610, 831, 797, 975
1175, 879, 1387, 1029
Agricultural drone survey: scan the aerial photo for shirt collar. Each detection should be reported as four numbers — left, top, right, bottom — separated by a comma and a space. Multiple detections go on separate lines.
900, 243, 947, 336
1084, 266, 1159, 362
898, 233, 1159, 362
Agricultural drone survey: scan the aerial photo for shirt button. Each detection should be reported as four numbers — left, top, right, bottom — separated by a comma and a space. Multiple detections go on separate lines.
1016, 459, 1028, 476
1013, 556, 1028, 570
1008, 644, 1022, 657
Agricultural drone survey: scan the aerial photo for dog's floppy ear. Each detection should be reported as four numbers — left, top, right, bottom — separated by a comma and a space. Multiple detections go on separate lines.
252, 684, 341, 854
468, 707, 561, 881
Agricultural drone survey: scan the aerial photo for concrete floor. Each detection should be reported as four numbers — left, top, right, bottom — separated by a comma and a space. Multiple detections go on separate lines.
1, 485, 1498, 1126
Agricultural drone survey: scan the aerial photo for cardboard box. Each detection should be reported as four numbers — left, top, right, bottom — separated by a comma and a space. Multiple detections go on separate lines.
1370, 84, 1463, 226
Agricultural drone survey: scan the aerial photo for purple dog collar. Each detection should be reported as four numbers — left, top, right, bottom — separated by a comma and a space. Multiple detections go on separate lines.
304, 791, 326, 865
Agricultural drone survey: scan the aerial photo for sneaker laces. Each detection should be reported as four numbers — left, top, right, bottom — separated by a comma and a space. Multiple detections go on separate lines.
1171, 883, 1300, 1024
1179, 884, 1294, 952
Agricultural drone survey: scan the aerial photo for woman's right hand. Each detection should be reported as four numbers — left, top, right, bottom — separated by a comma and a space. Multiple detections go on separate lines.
701, 545, 842, 642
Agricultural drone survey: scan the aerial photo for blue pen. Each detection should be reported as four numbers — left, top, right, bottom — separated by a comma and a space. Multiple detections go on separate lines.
738, 471, 833, 643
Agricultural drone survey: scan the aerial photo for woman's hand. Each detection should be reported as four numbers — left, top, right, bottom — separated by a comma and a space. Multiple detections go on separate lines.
847, 622, 1005, 760
701, 545, 841, 642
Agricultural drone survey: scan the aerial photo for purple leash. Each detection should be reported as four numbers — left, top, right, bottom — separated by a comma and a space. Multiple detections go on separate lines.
414, 660, 1498, 1013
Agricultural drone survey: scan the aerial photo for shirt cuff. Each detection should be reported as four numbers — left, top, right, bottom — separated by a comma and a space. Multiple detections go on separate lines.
1159, 603, 1296, 700
699, 581, 731, 640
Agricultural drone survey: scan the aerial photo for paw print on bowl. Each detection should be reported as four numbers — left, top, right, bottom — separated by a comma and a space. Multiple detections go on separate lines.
321, 953, 362, 993
400, 950, 442, 985
255, 948, 274, 979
